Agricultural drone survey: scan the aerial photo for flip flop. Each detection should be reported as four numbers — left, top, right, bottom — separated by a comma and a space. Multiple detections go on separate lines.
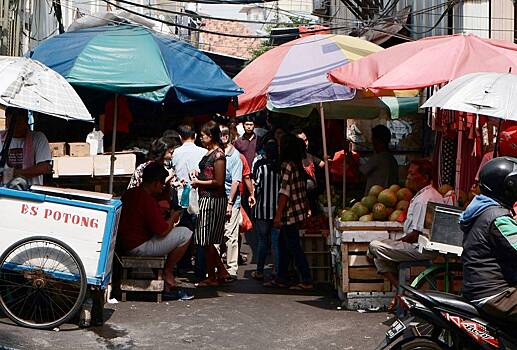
289, 283, 314, 291
251, 271, 264, 281
263, 280, 288, 288
195, 279, 219, 287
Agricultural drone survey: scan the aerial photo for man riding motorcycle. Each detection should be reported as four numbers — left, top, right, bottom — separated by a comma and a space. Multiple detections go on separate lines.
459, 157, 517, 326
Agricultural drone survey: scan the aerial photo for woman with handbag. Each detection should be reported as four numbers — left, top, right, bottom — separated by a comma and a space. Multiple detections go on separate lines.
191, 121, 231, 287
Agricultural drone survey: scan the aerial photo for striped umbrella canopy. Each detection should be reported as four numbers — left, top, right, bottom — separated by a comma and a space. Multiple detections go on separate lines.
235, 34, 417, 118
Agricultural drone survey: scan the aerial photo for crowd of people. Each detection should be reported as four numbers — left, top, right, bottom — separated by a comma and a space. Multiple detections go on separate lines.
116, 115, 316, 299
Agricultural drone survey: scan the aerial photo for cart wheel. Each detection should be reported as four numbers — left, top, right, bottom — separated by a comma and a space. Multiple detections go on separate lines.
0, 236, 87, 329
410, 263, 463, 295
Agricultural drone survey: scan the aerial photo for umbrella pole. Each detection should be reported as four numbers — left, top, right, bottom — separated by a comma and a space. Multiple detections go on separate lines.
342, 119, 347, 209
0, 114, 17, 169
454, 118, 463, 207
108, 94, 118, 194
319, 102, 335, 244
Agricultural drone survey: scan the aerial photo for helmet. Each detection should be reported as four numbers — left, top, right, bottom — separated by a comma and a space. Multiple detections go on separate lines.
479, 157, 517, 208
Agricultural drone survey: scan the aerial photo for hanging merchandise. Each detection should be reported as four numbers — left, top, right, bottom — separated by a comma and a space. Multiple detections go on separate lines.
499, 126, 517, 157
85, 129, 104, 155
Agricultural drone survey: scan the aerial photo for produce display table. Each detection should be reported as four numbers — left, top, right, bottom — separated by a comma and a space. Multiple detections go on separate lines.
334, 220, 404, 308
299, 229, 331, 284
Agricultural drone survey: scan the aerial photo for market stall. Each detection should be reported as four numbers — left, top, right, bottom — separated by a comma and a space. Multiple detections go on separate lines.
29, 23, 242, 194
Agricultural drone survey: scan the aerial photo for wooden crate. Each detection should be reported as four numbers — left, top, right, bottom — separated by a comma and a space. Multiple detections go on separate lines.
336, 222, 404, 297
300, 230, 331, 284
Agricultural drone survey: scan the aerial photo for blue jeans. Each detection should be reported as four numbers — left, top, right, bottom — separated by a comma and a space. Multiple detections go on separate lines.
277, 223, 312, 284
254, 219, 280, 274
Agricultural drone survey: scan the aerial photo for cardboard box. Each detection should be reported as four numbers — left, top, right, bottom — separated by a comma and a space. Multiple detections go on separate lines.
53, 156, 93, 177
93, 153, 136, 176
68, 142, 90, 157
49, 142, 66, 157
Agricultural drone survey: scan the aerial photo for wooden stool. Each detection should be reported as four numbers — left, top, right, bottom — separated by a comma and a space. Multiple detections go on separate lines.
120, 256, 166, 303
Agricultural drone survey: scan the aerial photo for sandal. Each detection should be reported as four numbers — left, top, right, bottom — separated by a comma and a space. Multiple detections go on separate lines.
251, 271, 264, 281
263, 280, 288, 288
387, 296, 398, 314
195, 279, 219, 287
289, 283, 314, 291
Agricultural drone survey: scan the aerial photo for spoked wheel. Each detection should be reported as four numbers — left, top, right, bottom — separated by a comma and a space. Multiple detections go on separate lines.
0, 236, 87, 329
410, 263, 463, 295
396, 337, 448, 350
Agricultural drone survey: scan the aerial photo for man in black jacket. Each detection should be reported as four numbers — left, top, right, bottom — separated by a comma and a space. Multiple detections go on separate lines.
459, 157, 517, 326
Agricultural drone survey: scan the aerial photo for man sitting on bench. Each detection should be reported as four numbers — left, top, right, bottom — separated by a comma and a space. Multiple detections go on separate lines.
367, 160, 445, 310
118, 161, 193, 291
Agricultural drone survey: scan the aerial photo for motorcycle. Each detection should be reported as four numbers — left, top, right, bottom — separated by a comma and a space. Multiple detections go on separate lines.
375, 285, 517, 350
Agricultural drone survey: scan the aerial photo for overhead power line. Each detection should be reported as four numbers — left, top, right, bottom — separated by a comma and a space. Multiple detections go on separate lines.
101, 0, 414, 40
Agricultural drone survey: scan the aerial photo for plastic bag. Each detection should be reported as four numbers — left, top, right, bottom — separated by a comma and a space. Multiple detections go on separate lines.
180, 185, 191, 208
187, 188, 199, 215
240, 207, 252, 232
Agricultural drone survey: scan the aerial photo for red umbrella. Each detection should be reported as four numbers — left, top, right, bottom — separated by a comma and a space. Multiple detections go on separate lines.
328, 34, 517, 93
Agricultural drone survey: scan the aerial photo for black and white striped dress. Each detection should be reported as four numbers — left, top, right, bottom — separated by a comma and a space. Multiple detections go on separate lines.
195, 148, 227, 246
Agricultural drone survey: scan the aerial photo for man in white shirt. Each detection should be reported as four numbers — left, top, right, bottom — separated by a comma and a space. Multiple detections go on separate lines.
367, 160, 444, 290
0, 107, 51, 186
172, 124, 207, 201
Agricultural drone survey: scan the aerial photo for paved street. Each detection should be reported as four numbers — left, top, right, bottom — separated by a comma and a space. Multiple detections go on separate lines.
0, 241, 391, 350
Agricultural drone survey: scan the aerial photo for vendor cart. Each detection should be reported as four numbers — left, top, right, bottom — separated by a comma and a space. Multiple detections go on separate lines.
0, 185, 121, 329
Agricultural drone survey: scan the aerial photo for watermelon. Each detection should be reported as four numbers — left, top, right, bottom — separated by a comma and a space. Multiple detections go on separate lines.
360, 195, 377, 210
378, 189, 398, 208
397, 188, 413, 202
368, 185, 384, 197
351, 202, 369, 218
372, 203, 387, 221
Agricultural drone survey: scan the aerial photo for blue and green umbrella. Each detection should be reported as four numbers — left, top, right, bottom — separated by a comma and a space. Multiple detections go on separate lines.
29, 24, 243, 105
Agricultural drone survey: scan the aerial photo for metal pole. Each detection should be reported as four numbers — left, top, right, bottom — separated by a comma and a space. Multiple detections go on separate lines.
319, 102, 335, 245
454, 116, 463, 207
108, 94, 118, 194
342, 118, 347, 209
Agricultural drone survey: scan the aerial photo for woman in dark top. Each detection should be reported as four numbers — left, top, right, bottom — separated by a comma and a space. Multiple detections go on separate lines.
191, 121, 230, 286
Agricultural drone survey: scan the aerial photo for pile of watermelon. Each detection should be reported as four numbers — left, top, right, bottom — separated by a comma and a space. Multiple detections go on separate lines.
339, 184, 414, 222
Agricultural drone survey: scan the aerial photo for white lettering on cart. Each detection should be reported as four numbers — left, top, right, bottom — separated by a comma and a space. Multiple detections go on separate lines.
20, 204, 99, 229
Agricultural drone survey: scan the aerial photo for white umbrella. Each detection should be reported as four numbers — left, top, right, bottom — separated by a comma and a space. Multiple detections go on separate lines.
0, 56, 92, 121
421, 72, 516, 204
421, 72, 517, 120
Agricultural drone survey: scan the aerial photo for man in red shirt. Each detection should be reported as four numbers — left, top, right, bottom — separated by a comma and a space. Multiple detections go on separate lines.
118, 162, 193, 289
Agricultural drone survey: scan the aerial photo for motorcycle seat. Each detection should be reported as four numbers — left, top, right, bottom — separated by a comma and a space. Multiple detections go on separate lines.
425, 291, 480, 316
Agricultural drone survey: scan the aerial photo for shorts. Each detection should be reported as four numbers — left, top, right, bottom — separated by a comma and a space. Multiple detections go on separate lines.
129, 226, 193, 257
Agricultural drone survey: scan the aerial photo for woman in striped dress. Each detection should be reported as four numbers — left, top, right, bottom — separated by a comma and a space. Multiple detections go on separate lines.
191, 121, 230, 286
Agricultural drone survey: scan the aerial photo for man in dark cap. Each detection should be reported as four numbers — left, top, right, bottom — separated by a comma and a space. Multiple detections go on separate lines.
359, 124, 399, 194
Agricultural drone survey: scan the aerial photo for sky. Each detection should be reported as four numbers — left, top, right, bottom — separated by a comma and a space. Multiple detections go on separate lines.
198, 4, 247, 20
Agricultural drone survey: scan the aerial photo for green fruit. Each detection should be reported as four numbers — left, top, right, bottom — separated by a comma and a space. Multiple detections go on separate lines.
396, 200, 410, 211
372, 203, 387, 221
389, 184, 401, 193
389, 209, 403, 222
341, 211, 359, 222
361, 195, 377, 210
397, 188, 413, 202
378, 189, 398, 208
351, 202, 369, 217
359, 214, 373, 222
368, 185, 384, 197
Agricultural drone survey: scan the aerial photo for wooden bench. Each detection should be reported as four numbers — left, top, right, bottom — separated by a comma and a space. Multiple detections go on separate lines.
120, 256, 166, 303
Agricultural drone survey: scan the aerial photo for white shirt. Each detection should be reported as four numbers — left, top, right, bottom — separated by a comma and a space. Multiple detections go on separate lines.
0, 131, 51, 186
171, 141, 207, 197
404, 185, 445, 235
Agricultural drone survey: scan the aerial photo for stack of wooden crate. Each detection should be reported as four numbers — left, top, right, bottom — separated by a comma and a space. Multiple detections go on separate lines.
335, 221, 404, 309
299, 230, 330, 284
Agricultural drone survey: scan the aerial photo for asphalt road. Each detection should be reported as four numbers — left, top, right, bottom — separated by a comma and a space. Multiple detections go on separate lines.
0, 240, 392, 350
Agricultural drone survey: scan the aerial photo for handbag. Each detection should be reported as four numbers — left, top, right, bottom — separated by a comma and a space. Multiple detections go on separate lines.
240, 207, 253, 232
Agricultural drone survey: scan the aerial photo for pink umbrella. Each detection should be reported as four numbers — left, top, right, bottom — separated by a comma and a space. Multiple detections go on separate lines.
328, 34, 517, 92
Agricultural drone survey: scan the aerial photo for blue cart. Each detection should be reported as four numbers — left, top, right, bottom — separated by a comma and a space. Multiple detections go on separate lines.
0, 185, 122, 329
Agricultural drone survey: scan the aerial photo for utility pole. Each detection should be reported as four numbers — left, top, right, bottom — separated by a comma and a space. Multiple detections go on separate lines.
53, 0, 64, 34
